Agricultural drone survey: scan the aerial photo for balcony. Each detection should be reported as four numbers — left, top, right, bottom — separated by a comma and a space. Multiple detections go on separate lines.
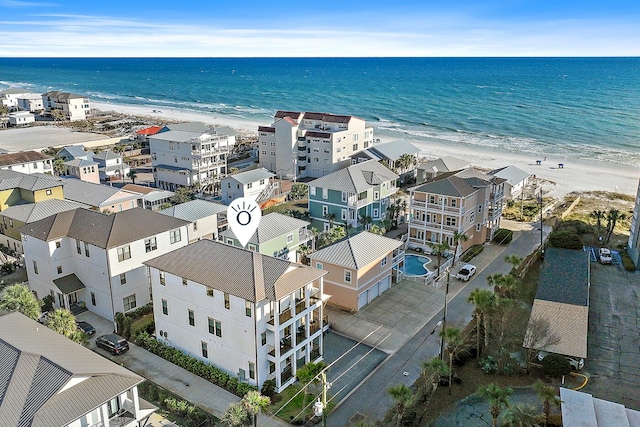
267, 308, 293, 325
281, 366, 293, 383
298, 154, 307, 161
409, 219, 460, 233
108, 408, 136, 427
298, 145, 307, 151
392, 249, 405, 266
295, 300, 306, 314
411, 200, 465, 214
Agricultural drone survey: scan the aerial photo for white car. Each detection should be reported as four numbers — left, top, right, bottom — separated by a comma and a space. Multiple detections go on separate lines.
537, 351, 584, 371
456, 264, 477, 281
598, 247, 612, 265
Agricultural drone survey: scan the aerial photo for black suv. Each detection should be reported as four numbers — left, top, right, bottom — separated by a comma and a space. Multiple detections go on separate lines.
96, 334, 129, 355
76, 321, 96, 336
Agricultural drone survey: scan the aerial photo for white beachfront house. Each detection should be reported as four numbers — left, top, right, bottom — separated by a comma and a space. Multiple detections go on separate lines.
0, 88, 33, 109
92, 149, 130, 182
20, 208, 189, 321
258, 111, 375, 179
159, 199, 228, 242
220, 168, 276, 204
149, 130, 233, 193
145, 239, 329, 392
0, 151, 53, 174
42, 91, 91, 121
8, 111, 35, 126
17, 93, 44, 113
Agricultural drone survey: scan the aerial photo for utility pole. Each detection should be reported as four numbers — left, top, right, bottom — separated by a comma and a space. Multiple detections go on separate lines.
313, 371, 330, 427
539, 185, 544, 257
439, 267, 450, 360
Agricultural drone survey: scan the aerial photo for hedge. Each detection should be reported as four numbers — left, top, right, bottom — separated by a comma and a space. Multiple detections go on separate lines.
136, 332, 257, 397
548, 230, 582, 249
461, 245, 484, 262
492, 228, 513, 245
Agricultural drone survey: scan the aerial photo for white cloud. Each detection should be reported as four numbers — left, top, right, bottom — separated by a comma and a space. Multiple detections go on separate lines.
0, 0, 56, 7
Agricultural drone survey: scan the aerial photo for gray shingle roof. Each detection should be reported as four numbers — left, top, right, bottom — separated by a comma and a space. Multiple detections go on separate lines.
1, 199, 87, 223
413, 175, 477, 197
19, 207, 189, 249
489, 165, 532, 186
308, 160, 398, 193
536, 247, 590, 306
53, 273, 86, 294
0, 170, 62, 192
144, 240, 325, 302
159, 199, 227, 222
61, 178, 140, 208
92, 150, 122, 161
220, 212, 309, 245
0, 312, 142, 427
309, 231, 402, 269
225, 168, 274, 185
367, 140, 421, 161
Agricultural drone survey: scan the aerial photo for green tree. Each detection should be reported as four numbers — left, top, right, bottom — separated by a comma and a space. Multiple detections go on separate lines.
477, 383, 513, 427
590, 210, 606, 241
170, 186, 195, 204
467, 288, 496, 357
242, 391, 270, 427
221, 402, 250, 426
53, 158, 65, 176
51, 109, 65, 124
421, 357, 448, 397
296, 362, 326, 412
127, 169, 137, 184
387, 384, 414, 427
504, 254, 523, 276
324, 212, 336, 228
452, 231, 469, 265
534, 381, 560, 427
605, 209, 626, 244
288, 183, 308, 201
45, 308, 87, 344
0, 284, 41, 320
487, 273, 519, 299
429, 241, 451, 277
359, 214, 373, 231
439, 326, 466, 395
502, 403, 541, 427
369, 224, 386, 235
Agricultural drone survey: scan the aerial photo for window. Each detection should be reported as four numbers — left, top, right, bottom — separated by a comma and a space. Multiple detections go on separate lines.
91, 292, 96, 306
316, 262, 323, 270
286, 233, 293, 243
478, 205, 483, 212
206, 287, 214, 297
429, 195, 436, 204
119, 273, 127, 285
201, 341, 208, 358
182, 278, 188, 287
270, 151, 276, 156
341, 209, 347, 220
56, 265, 62, 274
314, 157, 319, 163
322, 205, 328, 216
446, 217, 456, 226
33, 260, 38, 274
309, 186, 316, 196
381, 257, 388, 267
193, 221, 198, 232
245, 300, 252, 317
46, 189, 52, 196
341, 192, 347, 202
215, 320, 222, 337
248, 244, 256, 251
8, 219, 12, 228
123, 294, 137, 311
476, 223, 482, 232
159, 271, 166, 286
76, 239, 81, 254
224, 293, 230, 309
373, 208, 379, 218
226, 238, 234, 245
145, 237, 157, 252
162, 299, 168, 315
247, 182, 253, 189
170, 229, 181, 244
353, 144, 358, 151
249, 362, 255, 380
188, 309, 195, 326
344, 270, 352, 283
208, 317, 215, 334
55, 241, 61, 249
117, 245, 131, 261
374, 191, 379, 200
324, 159, 329, 163
84, 242, 89, 257
261, 331, 267, 346
322, 188, 328, 199
261, 150, 266, 155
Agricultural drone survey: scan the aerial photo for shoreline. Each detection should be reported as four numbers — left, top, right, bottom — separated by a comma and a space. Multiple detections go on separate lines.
95, 101, 640, 199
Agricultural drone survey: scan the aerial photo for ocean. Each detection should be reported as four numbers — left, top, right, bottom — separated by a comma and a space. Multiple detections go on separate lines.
1, 57, 639, 167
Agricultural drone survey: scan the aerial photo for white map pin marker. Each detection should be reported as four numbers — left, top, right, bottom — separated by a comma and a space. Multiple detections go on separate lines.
227, 197, 262, 248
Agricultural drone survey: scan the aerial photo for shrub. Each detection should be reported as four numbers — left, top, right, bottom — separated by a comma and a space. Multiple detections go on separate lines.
1, 262, 15, 274
287, 183, 308, 201
541, 353, 571, 378
261, 379, 278, 401
462, 245, 484, 262
127, 303, 154, 320
548, 230, 583, 249
131, 317, 155, 339
493, 229, 513, 244
480, 356, 498, 374
41, 295, 55, 312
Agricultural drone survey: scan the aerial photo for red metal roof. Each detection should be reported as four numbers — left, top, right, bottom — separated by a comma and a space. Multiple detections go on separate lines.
136, 125, 163, 136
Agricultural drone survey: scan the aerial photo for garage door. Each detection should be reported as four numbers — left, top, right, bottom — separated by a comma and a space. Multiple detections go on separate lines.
368, 282, 380, 302
358, 291, 368, 310
379, 275, 390, 293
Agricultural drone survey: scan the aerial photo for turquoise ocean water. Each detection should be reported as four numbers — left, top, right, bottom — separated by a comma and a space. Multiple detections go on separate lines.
1, 57, 639, 166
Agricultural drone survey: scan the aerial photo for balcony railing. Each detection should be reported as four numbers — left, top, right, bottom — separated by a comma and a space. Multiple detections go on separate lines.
108, 409, 135, 427
409, 219, 460, 232
311, 348, 321, 361
267, 308, 293, 325
281, 366, 293, 383
295, 300, 306, 314
411, 200, 465, 214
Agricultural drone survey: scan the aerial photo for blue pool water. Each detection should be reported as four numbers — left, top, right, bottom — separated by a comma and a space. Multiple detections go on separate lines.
400, 255, 432, 277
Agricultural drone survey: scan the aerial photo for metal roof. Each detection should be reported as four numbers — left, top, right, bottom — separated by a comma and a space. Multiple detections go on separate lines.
413, 175, 477, 197
64, 158, 98, 167
164, 122, 212, 133
367, 140, 421, 161
1, 199, 87, 223
0, 170, 62, 192
61, 178, 140, 208
92, 150, 122, 161
308, 160, 398, 193
144, 240, 325, 302
149, 130, 207, 143
19, 207, 189, 249
0, 151, 52, 167
159, 199, 227, 222
57, 146, 93, 161
220, 212, 309, 245
224, 168, 274, 185
418, 156, 470, 173
154, 164, 191, 172
0, 312, 142, 427
536, 248, 590, 306
489, 165, 532, 186
53, 273, 86, 294
310, 231, 402, 269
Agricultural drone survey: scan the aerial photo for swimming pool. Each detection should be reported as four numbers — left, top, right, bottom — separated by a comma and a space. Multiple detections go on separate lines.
399, 255, 433, 277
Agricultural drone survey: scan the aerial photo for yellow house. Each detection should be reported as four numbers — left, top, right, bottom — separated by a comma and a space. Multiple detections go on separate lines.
0, 170, 64, 211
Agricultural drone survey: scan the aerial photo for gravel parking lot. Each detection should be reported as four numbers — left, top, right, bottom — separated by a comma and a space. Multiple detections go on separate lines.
584, 261, 640, 410
0, 126, 107, 152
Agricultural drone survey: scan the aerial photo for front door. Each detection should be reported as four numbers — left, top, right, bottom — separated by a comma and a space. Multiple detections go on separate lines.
58, 292, 65, 308
68, 292, 78, 305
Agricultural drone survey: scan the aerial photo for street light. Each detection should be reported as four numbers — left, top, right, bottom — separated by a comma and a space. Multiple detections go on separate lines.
439, 267, 451, 360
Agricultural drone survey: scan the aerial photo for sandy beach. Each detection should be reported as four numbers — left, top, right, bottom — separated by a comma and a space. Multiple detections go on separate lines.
91, 102, 640, 199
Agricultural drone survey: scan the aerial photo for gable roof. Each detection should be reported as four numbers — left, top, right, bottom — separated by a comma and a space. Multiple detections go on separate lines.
44, 90, 86, 100
164, 122, 212, 133
149, 130, 208, 143
0, 170, 62, 192
144, 240, 326, 302
224, 168, 274, 185
1, 199, 87, 223
413, 174, 477, 197
0, 312, 142, 427
302, 112, 355, 123
64, 158, 97, 168
310, 231, 402, 269
0, 151, 52, 167
19, 207, 189, 249
308, 160, 398, 193
61, 178, 140, 207
489, 165, 532, 186
367, 140, 421, 162
1, 88, 32, 95
136, 125, 163, 136
220, 212, 309, 245
536, 248, 590, 306
418, 156, 470, 174
57, 145, 94, 161
92, 150, 122, 161
274, 111, 303, 120
159, 199, 227, 222
525, 299, 588, 358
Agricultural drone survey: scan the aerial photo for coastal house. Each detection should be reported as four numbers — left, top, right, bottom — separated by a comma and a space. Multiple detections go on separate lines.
489, 165, 533, 200
57, 145, 95, 162
42, 90, 91, 121
92, 149, 130, 182
20, 208, 189, 320
307, 160, 399, 232
159, 199, 228, 242
416, 156, 471, 184
407, 167, 505, 253
63, 158, 100, 184
350, 139, 421, 183
0, 312, 156, 427
122, 183, 175, 211
0, 150, 53, 175
61, 178, 142, 213
8, 110, 35, 126
0, 170, 64, 212
220, 212, 310, 262
523, 248, 590, 362
17, 93, 44, 113
258, 111, 375, 179
144, 239, 328, 392
0, 198, 86, 254
135, 125, 163, 142
220, 168, 276, 205
628, 177, 640, 270
309, 231, 404, 312
0, 88, 32, 109
161, 121, 213, 134
148, 130, 233, 193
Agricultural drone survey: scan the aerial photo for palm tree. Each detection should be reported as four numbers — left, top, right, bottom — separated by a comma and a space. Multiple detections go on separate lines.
0, 284, 41, 320
534, 381, 560, 427
45, 308, 77, 336
296, 362, 326, 412
421, 357, 448, 396
242, 391, 270, 427
53, 158, 65, 176
467, 288, 496, 357
505, 254, 523, 276
452, 231, 469, 265
309, 227, 319, 251
502, 403, 541, 427
429, 241, 451, 277
590, 210, 606, 241
324, 212, 336, 229
370, 224, 386, 235
221, 402, 250, 426
487, 273, 519, 298
477, 383, 513, 427
359, 215, 373, 231
605, 209, 626, 244
439, 326, 465, 395
127, 170, 137, 184
387, 384, 414, 427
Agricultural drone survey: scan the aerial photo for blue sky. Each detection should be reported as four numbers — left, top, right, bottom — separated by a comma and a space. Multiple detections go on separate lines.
1, 0, 639, 57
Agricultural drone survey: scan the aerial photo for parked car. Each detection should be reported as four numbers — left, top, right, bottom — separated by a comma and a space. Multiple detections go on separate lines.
599, 247, 612, 265
76, 320, 96, 336
37, 311, 50, 324
456, 264, 477, 281
537, 350, 584, 371
96, 334, 129, 355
